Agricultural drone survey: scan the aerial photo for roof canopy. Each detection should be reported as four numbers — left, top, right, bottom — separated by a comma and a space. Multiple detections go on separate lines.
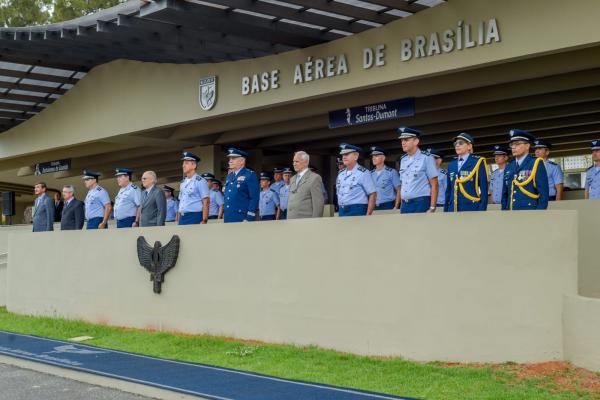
0, 0, 443, 133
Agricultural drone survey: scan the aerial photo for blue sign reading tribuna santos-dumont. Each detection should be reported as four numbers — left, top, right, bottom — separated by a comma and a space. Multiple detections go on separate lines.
328, 98, 415, 129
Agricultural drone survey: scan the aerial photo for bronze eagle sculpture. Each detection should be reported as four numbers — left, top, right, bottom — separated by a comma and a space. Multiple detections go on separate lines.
136, 235, 180, 293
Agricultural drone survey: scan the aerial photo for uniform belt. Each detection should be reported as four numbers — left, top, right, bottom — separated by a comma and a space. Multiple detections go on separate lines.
339, 203, 367, 209
401, 196, 429, 204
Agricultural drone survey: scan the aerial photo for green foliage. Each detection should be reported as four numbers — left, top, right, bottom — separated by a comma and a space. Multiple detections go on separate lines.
0, 307, 596, 400
0, 0, 124, 27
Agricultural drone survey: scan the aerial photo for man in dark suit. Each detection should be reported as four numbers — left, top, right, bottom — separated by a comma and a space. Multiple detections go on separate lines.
32, 182, 55, 232
138, 171, 167, 227
60, 185, 85, 230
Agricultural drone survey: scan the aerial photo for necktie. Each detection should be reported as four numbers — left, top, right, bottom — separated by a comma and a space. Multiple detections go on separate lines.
143, 190, 149, 201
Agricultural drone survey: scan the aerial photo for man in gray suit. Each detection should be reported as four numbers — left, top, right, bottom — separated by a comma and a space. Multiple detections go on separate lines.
287, 151, 325, 219
60, 185, 84, 230
32, 182, 55, 232
137, 171, 166, 227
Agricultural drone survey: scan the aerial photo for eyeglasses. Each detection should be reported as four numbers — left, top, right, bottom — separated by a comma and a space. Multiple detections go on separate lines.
510, 141, 527, 148
454, 140, 468, 146
141, 177, 149, 180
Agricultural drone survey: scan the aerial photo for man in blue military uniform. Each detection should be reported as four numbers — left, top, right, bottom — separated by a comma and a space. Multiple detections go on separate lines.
397, 127, 439, 214
501, 129, 549, 210
444, 133, 488, 212
427, 148, 447, 209
113, 168, 141, 228
533, 139, 564, 201
82, 170, 112, 229
271, 167, 285, 194
163, 185, 178, 222
259, 172, 280, 221
201, 173, 225, 220
224, 147, 260, 223
369, 146, 400, 210
336, 143, 376, 217
489, 144, 510, 204
278, 167, 292, 220
177, 152, 210, 225
585, 139, 600, 200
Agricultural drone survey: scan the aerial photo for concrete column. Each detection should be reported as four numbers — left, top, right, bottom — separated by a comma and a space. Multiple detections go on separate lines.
247, 149, 263, 172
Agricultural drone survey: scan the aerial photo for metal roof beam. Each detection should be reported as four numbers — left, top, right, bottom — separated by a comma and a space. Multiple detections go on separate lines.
366, 0, 427, 13
281, 0, 396, 25
0, 91, 54, 104
0, 67, 82, 84
0, 80, 68, 95
141, 0, 335, 48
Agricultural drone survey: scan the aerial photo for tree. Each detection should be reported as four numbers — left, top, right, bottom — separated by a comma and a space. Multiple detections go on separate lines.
0, 0, 52, 27
0, 0, 125, 27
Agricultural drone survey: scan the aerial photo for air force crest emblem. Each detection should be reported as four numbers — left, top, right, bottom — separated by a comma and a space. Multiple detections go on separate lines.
199, 75, 217, 111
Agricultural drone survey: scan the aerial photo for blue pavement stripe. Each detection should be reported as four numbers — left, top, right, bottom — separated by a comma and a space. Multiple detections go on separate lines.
0, 331, 416, 400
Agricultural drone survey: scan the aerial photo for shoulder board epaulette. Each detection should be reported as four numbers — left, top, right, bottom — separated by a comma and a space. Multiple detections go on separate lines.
180, 178, 185, 183
270, 188, 277, 193
385, 166, 393, 172
587, 165, 593, 171
132, 184, 138, 189
453, 156, 459, 160
422, 150, 431, 156
195, 175, 203, 181
370, 168, 375, 172
357, 166, 367, 172
96, 187, 102, 191
440, 169, 447, 174
401, 154, 408, 159
548, 160, 557, 165
472, 154, 481, 159
338, 168, 347, 174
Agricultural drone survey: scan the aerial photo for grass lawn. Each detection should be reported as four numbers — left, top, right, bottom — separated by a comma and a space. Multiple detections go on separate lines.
0, 307, 598, 400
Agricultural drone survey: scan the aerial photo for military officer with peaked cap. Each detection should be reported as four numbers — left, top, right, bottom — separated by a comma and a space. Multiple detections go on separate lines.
201, 174, 224, 220
278, 167, 292, 220
259, 172, 280, 221
113, 168, 141, 228
163, 185, 179, 222
585, 139, 600, 200
271, 167, 285, 194
369, 146, 400, 210
489, 144, 510, 204
444, 133, 488, 212
427, 148, 447, 209
501, 129, 549, 210
336, 143, 376, 217
177, 151, 210, 225
82, 170, 112, 229
224, 147, 260, 223
533, 139, 564, 201
397, 127, 439, 214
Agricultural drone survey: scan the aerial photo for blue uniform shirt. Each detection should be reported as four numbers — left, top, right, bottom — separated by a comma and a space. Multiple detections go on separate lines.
178, 174, 210, 214
224, 167, 260, 222
444, 154, 488, 212
271, 180, 285, 194
259, 187, 280, 216
279, 184, 290, 211
336, 164, 376, 207
371, 166, 400, 205
113, 183, 141, 220
545, 160, 564, 197
501, 154, 549, 210
209, 189, 224, 217
166, 198, 178, 221
399, 149, 438, 200
585, 165, 600, 199
437, 169, 447, 205
489, 167, 505, 204
84, 185, 111, 220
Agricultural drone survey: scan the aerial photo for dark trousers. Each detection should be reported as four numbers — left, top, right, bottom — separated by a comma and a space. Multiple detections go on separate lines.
279, 209, 287, 220
400, 196, 431, 214
116, 216, 136, 228
549, 196, 557, 201
86, 217, 105, 230
339, 204, 368, 217
208, 215, 218, 220
178, 212, 202, 225
375, 201, 395, 210
260, 215, 276, 221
